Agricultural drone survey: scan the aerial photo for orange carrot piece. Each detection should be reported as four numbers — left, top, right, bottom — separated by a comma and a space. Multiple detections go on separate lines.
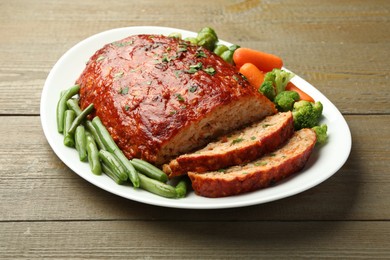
286, 82, 315, 102
239, 63, 265, 88
233, 47, 283, 72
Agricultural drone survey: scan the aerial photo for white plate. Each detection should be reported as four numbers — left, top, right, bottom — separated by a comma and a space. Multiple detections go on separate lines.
40, 26, 352, 209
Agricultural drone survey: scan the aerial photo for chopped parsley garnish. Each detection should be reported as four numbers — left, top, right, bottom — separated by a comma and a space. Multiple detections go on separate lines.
196, 49, 207, 58
186, 62, 203, 74
119, 86, 129, 95
203, 67, 216, 76
114, 71, 124, 79
174, 70, 183, 78
254, 161, 268, 167
231, 138, 244, 145
124, 105, 130, 111
175, 93, 185, 102
189, 85, 198, 93
251, 136, 256, 140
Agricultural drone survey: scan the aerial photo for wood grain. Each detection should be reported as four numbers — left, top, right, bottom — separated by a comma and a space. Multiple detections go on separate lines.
0, 0, 389, 258
0, 0, 389, 114
1, 221, 389, 259
0, 115, 389, 222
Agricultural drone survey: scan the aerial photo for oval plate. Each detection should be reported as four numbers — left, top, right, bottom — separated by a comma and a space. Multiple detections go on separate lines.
40, 26, 352, 209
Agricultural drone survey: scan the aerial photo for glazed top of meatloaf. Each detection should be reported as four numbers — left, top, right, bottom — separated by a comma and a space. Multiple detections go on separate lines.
77, 34, 276, 164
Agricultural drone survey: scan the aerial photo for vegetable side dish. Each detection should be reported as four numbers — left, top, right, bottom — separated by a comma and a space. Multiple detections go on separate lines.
56, 27, 328, 198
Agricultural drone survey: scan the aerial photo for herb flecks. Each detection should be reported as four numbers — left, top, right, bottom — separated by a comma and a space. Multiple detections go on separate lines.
119, 86, 129, 95
203, 67, 216, 76
254, 161, 268, 167
189, 85, 198, 93
186, 62, 203, 74
175, 93, 185, 102
231, 138, 244, 145
196, 48, 207, 58
174, 70, 183, 78
114, 71, 124, 79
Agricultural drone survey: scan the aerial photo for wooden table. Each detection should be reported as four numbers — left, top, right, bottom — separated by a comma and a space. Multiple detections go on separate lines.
1, 0, 389, 258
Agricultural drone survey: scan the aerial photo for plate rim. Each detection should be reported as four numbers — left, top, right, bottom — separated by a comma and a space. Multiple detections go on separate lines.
40, 26, 352, 209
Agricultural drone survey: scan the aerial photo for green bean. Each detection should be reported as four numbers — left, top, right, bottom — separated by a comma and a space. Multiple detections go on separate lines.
85, 120, 106, 151
66, 98, 82, 115
101, 163, 123, 184
86, 132, 102, 175
75, 125, 87, 162
175, 178, 188, 198
56, 85, 80, 133
130, 158, 168, 182
66, 99, 107, 151
138, 173, 177, 198
98, 150, 128, 182
67, 103, 94, 135
92, 116, 140, 187
63, 110, 76, 147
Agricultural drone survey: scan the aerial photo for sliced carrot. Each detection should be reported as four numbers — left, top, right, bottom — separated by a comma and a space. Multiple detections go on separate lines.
233, 47, 283, 72
239, 63, 265, 88
286, 82, 315, 102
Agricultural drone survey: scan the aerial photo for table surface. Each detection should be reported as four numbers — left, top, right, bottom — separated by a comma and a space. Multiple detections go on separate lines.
1, 0, 389, 258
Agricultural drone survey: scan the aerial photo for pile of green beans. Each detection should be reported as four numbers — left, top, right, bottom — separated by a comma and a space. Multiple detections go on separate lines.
56, 85, 187, 199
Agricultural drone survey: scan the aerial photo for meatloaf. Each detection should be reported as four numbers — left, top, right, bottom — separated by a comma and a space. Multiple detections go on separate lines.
164, 111, 294, 178
188, 128, 317, 197
77, 34, 276, 164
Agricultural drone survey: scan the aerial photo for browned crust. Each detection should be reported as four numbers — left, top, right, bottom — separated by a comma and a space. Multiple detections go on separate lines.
188, 129, 317, 198
165, 112, 294, 178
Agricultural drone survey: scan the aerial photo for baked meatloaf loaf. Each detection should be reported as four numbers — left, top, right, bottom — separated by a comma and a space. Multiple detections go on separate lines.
188, 128, 317, 197
164, 111, 294, 178
77, 34, 276, 164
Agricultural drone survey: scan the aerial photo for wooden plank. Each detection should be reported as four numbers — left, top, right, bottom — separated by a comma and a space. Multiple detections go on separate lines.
1, 220, 389, 259
0, 115, 389, 221
0, 0, 389, 114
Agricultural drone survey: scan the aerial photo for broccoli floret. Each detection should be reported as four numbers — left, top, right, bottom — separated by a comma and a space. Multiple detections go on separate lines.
264, 68, 295, 95
196, 27, 218, 51
259, 81, 277, 101
292, 100, 323, 130
274, 91, 300, 112
312, 124, 328, 144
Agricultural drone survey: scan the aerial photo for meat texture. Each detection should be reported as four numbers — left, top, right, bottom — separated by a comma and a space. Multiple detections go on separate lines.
164, 112, 294, 178
77, 34, 276, 164
188, 128, 317, 198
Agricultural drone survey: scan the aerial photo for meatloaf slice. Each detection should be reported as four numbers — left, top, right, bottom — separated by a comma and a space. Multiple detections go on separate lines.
164, 111, 294, 178
188, 128, 317, 198
77, 34, 276, 165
